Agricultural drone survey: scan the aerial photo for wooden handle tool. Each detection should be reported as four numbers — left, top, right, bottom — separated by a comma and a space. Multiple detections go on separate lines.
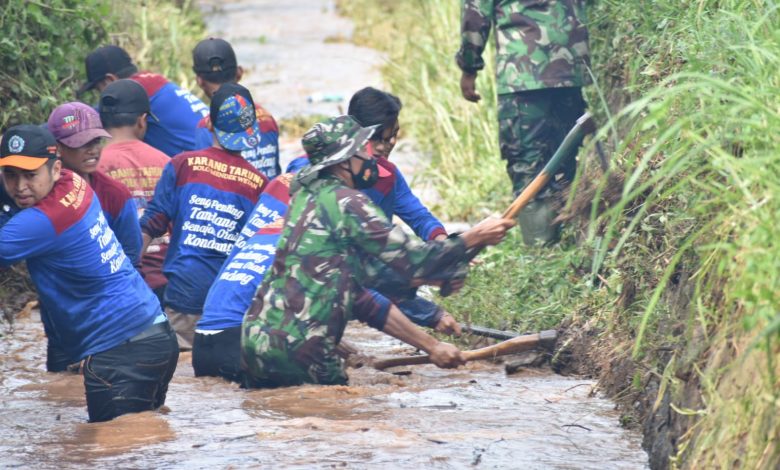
372, 330, 557, 370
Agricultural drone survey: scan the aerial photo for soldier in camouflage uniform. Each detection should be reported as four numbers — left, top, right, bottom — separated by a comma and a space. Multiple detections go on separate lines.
456, 0, 591, 245
241, 115, 514, 388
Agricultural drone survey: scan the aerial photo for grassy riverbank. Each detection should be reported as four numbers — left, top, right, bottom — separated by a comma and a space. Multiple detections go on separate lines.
338, 1, 780, 468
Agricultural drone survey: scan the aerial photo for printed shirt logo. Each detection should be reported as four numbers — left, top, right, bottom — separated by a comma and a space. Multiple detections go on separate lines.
8, 135, 24, 153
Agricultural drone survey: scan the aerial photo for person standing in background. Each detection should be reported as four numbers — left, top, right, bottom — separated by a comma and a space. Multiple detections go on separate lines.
77, 45, 212, 157
456, 0, 590, 245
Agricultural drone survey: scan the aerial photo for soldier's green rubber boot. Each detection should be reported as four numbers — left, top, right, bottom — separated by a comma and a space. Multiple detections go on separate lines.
517, 199, 560, 246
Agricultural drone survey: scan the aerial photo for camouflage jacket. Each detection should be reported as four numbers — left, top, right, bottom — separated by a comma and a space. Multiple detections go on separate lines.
456, 0, 591, 94
242, 176, 468, 386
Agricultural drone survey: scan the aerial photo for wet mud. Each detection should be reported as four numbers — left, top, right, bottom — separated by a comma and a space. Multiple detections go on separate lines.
1, 311, 647, 469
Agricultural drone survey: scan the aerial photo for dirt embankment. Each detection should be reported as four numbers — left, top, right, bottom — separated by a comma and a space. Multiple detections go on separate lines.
550, 171, 704, 469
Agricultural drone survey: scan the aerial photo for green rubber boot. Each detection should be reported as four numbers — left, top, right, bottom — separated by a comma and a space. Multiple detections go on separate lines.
517, 199, 560, 246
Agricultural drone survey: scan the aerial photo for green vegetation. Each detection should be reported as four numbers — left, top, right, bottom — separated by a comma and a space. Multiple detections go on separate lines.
339, 0, 780, 467
0, 0, 204, 129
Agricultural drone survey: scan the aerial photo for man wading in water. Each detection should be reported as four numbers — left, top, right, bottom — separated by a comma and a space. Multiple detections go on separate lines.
242, 115, 515, 387
0, 125, 178, 422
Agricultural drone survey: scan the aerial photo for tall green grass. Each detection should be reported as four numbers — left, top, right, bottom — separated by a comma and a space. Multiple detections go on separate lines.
591, 3, 780, 466
105, 0, 205, 93
340, 0, 780, 467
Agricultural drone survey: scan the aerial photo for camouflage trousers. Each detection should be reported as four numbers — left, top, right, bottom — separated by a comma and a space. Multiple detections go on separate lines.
242, 325, 348, 388
498, 87, 587, 196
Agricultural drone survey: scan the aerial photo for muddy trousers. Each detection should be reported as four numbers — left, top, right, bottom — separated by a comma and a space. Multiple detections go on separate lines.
192, 326, 243, 384
498, 87, 586, 245
83, 321, 179, 423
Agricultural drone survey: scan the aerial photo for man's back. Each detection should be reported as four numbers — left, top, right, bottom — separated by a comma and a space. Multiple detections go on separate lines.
131, 72, 212, 156
99, 139, 170, 288
140, 146, 267, 314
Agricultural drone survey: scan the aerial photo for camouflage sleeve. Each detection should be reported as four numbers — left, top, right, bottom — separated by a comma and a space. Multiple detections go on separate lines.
455, 0, 493, 74
339, 191, 468, 283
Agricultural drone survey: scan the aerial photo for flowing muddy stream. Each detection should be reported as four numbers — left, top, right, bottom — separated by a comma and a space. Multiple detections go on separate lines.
1, 310, 647, 468
1, 1, 648, 468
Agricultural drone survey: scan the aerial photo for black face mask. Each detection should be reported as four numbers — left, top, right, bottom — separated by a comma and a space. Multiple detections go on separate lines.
349, 156, 379, 189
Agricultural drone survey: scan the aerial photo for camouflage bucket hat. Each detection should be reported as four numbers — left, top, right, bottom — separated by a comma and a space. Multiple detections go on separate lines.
292, 115, 377, 191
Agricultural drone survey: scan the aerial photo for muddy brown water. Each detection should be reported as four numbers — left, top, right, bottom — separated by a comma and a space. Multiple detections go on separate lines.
1, 310, 647, 469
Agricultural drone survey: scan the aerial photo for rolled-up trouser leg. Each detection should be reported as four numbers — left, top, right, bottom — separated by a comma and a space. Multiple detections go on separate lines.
498, 87, 586, 245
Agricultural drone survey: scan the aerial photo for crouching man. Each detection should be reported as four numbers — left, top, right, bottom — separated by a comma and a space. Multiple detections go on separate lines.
242, 116, 515, 387
0, 125, 178, 422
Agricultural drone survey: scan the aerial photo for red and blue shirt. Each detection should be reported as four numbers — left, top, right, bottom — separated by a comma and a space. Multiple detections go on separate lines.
131, 72, 212, 157
140, 146, 267, 314
0, 170, 162, 360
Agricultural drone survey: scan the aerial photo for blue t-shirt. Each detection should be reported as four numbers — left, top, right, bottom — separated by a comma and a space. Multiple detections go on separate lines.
132, 72, 212, 157
199, 226, 280, 330
140, 147, 267, 314
90, 170, 142, 266
0, 171, 161, 360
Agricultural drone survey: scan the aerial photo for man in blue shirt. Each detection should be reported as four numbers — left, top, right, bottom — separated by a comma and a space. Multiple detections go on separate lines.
140, 83, 267, 350
0, 125, 178, 422
191, 37, 281, 179
77, 45, 212, 157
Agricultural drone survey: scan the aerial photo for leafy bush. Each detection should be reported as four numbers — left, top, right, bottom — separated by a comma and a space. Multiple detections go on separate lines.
0, 0, 204, 131
0, 0, 108, 129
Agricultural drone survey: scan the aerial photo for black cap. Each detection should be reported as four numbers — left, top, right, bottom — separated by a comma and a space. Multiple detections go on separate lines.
78, 45, 138, 97
192, 38, 237, 75
99, 79, 151, 115
0, 125, 59, 170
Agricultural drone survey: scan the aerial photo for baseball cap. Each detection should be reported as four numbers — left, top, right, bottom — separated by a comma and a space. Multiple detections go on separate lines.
47, 102, 111, 148
210, 83, 261, 152
99, 79, 153, 116
293, 115, 377, 191
192, 38, 237, 75
78, 45, 138, 96
0, 125, 59, 170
